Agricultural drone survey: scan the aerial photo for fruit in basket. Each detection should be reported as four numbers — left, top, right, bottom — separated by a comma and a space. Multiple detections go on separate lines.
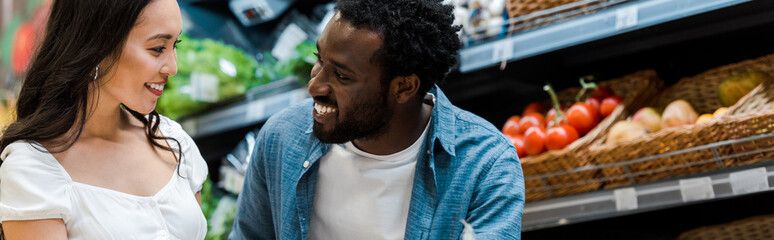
546, 105, 568, 128
566, 102, 599, 136
632, 107, 661, 133
599, 95, 623, 118
713, 107, 729, 117
661, 99, 698, 129
507, 135, 527, 158
545, 125, 579, 150
607, 120, 647, 144
518, 113, 545, 135
522, 102, 546, 116
524, 126, 547, 155
591, 86, 614, 100
718, 71, 771, 107
695, 114, 714, 124
501, 115, 521, 136
585, 97, 601, 118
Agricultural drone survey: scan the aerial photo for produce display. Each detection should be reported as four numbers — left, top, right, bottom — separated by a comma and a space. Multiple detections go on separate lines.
607, 101, 728, 144
155, 34, 315, 120
717, 71, 770, 107
1, 0, 50, 75
501, 78, 622, 157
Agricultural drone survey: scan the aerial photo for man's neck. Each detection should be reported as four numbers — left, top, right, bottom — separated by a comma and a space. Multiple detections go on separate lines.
352, 98, 433, 155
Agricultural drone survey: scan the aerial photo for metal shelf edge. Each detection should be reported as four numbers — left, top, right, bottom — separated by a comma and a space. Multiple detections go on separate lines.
180, 88, 310, 138
459, 0, 751, 73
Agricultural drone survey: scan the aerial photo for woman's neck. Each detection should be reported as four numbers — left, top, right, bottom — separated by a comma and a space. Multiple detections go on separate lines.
81, 97, 133, 141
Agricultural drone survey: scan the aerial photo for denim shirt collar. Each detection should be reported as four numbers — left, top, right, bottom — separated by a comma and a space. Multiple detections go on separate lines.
303, 85, 456, 157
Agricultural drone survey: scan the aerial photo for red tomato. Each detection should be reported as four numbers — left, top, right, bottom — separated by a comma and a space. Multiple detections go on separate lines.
508, 135, 527, 158
501, 115, 521, 137
545, 125, 580, 150
566, 102, 599, 136
546, 105, 568, 128
524, 126, 547, 155
585, 97, 601, 118
522, 102, 546, 116
591, 87, 614, 99
600, 95, 623, 118
12, 23, 35, 74
518, 112, 545, 135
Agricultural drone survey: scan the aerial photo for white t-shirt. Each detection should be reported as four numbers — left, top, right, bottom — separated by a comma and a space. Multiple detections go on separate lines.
309, 118, 432, 240
0, 116, 208, 240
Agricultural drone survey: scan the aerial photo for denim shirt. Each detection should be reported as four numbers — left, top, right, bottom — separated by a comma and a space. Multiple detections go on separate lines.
230, 87, 525, 240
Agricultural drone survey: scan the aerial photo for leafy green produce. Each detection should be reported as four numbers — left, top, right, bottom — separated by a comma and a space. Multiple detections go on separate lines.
157, 34, 259, 119
157, 35, 316, 119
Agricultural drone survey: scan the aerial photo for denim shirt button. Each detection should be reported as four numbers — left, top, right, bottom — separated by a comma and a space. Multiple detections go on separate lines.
303, 161, 310, 168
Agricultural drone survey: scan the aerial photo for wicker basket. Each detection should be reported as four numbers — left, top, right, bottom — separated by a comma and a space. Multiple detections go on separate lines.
505, 0, 584, 19
523, 70, 662, 201
677, 214, 774, 240
504, 0, 606, 32
589, 53, 774, 188
720, 78, 774, 167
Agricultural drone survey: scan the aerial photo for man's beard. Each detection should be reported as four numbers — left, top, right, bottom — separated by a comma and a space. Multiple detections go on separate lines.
312, 89, 392, 144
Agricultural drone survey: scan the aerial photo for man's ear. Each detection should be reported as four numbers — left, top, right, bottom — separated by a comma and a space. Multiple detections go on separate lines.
391, 74, 420, 104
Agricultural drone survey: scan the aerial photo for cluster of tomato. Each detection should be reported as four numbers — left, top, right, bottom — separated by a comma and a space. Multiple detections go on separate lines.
501, 86, 623, 158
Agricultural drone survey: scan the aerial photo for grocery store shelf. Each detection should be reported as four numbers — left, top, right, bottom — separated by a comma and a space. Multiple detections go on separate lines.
458, 0, 751, 72
522, 133, 774, 231
180, 84, 309, 139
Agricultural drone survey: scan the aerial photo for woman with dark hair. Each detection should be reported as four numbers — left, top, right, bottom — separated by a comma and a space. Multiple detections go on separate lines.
0, 0, 208, 239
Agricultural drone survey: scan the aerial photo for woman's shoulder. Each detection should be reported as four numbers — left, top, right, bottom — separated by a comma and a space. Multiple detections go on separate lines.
0, 140, 71, 186
1, 140, 60, 168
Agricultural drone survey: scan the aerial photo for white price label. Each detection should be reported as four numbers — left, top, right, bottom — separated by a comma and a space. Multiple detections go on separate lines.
246, 100, 266, 122
190, 72, 219, 103
614, 188, 638, 211
730, 167, 769, 195
491, 39, 513, 63
680, 177, 715, 202
272, 23, 308, 61
615, 6, 638, 30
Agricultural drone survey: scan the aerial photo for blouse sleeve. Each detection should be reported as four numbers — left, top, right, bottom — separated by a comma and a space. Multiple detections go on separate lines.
161, 116, 209, 194
0, 142, 72, 222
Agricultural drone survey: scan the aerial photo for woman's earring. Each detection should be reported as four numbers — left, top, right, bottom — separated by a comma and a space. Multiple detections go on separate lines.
93, 66, 99, 80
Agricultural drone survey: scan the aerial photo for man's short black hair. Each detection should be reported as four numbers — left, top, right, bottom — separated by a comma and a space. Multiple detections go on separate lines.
335, 0, 462, 95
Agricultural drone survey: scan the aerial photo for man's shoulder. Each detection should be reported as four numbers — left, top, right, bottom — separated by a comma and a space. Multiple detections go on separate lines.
437, 102, 516, 162
446, 104, 506, 142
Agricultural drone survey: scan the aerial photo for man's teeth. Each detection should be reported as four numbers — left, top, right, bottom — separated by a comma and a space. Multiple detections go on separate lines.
145, 83, 164, 91
314, 103, 337, 114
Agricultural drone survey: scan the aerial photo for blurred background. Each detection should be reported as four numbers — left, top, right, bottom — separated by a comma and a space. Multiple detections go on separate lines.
3, 0, 774, 239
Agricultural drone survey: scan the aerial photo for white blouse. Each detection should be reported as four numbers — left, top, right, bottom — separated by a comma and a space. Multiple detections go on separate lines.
0, 116, 208, 240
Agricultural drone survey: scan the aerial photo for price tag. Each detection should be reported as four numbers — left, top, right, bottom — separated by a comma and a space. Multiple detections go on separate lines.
680, 177, 715, 202
614, 188, 638, 211
190, 72, 219, 103
491, 38, 513, 63
730, 167, 769, 195
246, 100, 266, 122
272, 23, 308, 61
615, 6, 638, 30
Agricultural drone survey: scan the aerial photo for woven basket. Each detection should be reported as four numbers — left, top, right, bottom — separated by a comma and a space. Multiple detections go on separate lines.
504, 0, 605, 32
720, 78, 774, 167
589, 53, 774, 188
677, 214, 774, 240
505, 0, 584, 19
523, 70, 662, 201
